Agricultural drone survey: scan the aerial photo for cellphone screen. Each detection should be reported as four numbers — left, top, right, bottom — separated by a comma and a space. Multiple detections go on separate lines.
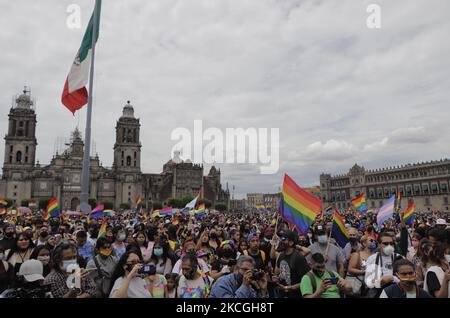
327, 277, 339, 284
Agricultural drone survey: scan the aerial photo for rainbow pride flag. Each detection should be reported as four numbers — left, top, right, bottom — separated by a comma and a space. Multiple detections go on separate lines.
43, 197, 59, 221
160, 207, 173, 216
332, 209, 349, 248
151, 210, 160, 218
396, 186, 402, 210
255, 204, 267, 212
98, 221, 107, 239
90, 204, 104, 219
134, 195, 142, 214
351, 193, 367, 214
403, 200, 414, 226
280, 174, 322, 234
195, 204, 206, 219
0, 199, 7, 215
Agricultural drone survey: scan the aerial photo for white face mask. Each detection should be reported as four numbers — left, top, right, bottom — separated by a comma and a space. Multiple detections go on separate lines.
383, 245, 395, 256
445, 254, 450, 263
62, 259, 77, 271
0, 253, 4, 261
38, 255, 50, 265
318, 235, 328, 244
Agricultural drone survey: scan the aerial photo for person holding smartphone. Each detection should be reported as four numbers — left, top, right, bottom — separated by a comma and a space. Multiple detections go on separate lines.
301, 253, 351, 298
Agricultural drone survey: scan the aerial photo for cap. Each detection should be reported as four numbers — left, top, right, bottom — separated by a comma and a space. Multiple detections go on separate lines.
436, 218, 446, 225
247, 232, 259, 241
281, 231, 297, 242
18, 260, 44, 282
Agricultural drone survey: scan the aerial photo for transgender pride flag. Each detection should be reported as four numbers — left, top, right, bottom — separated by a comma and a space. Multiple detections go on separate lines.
377, 195, 396, 230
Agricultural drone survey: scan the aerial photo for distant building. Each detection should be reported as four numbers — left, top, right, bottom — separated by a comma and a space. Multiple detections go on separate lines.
246, 193, 264, 209
230, 198, 247, 212
0, 88, 229, 209
304, 186, 322, 200
320, 162, 450, 212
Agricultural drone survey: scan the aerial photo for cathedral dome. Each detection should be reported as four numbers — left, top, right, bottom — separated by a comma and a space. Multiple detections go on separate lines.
121, 101, 135, 118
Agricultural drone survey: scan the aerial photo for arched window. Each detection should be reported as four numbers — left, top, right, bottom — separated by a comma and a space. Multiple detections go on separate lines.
127, 156, 131, 166
16, 151, 22, 163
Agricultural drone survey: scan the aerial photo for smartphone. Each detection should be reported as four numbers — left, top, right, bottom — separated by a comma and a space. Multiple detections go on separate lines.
327, 277, 339, 285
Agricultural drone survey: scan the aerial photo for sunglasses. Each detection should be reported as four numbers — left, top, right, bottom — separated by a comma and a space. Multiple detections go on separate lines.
381, 242, 395, 246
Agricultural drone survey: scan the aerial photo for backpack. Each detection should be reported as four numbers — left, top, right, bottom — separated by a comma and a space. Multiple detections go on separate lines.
243, 250, 266, 263
306, 270, 337, 294
93, 257, 111, 297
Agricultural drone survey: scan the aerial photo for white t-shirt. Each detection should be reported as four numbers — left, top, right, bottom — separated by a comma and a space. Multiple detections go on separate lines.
172, 258, 210, 275
109, 277, 152, 298
424, 265, 450, 298
364, 253, 401, 289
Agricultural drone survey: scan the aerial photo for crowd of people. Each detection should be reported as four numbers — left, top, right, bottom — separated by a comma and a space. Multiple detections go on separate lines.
0, 207, 449, 298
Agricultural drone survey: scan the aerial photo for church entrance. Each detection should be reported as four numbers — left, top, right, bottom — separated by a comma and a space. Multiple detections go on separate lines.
70, 197, 79, 211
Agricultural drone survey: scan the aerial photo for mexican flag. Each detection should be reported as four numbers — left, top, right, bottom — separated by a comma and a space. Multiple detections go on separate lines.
61, 0, 101, 114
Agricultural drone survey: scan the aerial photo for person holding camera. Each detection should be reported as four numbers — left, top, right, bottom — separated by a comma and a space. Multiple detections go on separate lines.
209, 255, 268, 298
109, 250, 152, 298
210, 240, 237, 280
301, 253, 352, 298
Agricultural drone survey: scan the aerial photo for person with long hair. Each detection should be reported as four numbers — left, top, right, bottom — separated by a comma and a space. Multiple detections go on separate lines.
111, 226, 127, 259
423, 242, 450, 298
109, 250, 151, 298
0, 245, 14, 294
149, 239, 173, 275
133, 231, 151, 263
347, 235, 376, 297
30, 245, 52, 277
4, 232, 35, 282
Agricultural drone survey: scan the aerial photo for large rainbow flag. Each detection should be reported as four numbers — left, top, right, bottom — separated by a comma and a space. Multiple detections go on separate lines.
43, 197, 59, 221
403, 200, 414, 226
332, 209, 349, 248
280, 174, 322, 234
160, 207, 173, 216
134, 195, 142, 214
195, 204, 206, 219
351, 193, 367, 214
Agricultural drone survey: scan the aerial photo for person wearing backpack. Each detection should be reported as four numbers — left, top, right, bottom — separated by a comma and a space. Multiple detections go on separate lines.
300, 252, 351, 298
86, 237, 118, 297
273, 231, 310, 298
243, 232, 268, 270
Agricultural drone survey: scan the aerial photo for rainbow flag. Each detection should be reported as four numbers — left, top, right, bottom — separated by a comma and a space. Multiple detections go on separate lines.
28, 200, 37, 208
43, 197, 59, 221
403, 200, 414, 226
90, 204, 104, 219
134, 195, 142, 214
160, 207, 173, 216
172, 218, 179, 226
396, 186, 402, 210
255, 204, 267, 212
0, 199, 7, 215
332, 209, 349, 248
351, 193, 367, 214
152, 210, 160, 218
98, 220, 107, 239
280, 174, 322, 235
195, 204, 206, 219
377, 195, 396, 230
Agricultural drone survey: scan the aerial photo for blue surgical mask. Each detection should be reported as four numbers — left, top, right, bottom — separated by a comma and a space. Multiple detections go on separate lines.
118, 234, 126, 241
153, 248, 163, 257
368, 242, 377, 251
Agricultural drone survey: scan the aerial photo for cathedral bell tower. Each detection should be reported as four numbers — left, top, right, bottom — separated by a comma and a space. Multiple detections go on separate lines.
3, 87, 37, 173
113, 101, 141, 172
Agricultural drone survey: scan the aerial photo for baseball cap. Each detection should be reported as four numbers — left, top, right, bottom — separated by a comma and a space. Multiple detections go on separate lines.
18, 260, 44, 282
247, 232, 259, 241
281, 231, 297, 242
436, 218, 446, 225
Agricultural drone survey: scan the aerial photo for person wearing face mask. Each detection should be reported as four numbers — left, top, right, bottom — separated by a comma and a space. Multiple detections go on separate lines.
30, 245, 52, 277
111, 226, 127, 259
44, 243, 97, 298
0, 246, 15, 294
273, 231, 310, 298
407, 232, 422, 267
86, 238, 118, 298
210, 255, 268, 298
5, 232, 35, 283
364, 232, 403, 298
76, 230, 95, 263
171, 240, 210, 275
0, 224, 16, 251
307, 226, 345, 278
347, 235, 376, 297
343, 228, 362, 262
109, 250, 151, 298
34, 226, 50, 247
210, 241, 237, 280
243, 233, 268, 270
177, 253, 213, 298
380, 259, 431, 298
149, 239, 173, 275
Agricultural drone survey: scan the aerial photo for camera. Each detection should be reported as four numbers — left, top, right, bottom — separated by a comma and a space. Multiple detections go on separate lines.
250, 270, 265, 281
138, 264, 156, 275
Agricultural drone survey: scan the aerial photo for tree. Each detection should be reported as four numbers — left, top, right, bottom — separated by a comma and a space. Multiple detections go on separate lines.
198, 199, 212, 208
39, 198, 51, 210
21, 199, 31, 207
215, 203, 227, 212
88, 198, 97, 209
120, 203, 131, 210
102, 201, 113, 210
167, 198, 183, 208
180, 195, 194, 207
152, 202, 162, 210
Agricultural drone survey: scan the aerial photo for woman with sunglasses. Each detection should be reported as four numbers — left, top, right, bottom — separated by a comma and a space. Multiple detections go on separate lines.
109, 250, 152, 298
347, 235, 376, 297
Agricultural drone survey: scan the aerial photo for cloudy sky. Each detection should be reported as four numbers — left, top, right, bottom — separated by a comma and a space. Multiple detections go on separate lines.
1, 0, 449, 198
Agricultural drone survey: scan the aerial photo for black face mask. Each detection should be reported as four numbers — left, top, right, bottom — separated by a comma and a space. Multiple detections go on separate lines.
184, 268, 196, 280
313, 269, 324, 277
235, 273, 244, 286
40, 231, 48, 238
349, 237, 357, 243
5, 232, 14, 238
222, 249, 234, 259
91, 231, 99, 238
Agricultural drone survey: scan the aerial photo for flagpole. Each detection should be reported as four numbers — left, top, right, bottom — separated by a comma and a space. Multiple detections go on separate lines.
80, 0, 100, 213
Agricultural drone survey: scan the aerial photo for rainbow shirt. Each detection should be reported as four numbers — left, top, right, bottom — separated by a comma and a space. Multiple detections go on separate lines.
144, 275, 167, 298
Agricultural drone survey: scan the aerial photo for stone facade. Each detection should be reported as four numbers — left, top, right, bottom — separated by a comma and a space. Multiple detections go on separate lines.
0, 89, 229, 209
320, 161, 450, 212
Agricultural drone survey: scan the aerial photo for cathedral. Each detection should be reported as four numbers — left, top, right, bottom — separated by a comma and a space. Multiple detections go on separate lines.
0, 88, 229, 210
